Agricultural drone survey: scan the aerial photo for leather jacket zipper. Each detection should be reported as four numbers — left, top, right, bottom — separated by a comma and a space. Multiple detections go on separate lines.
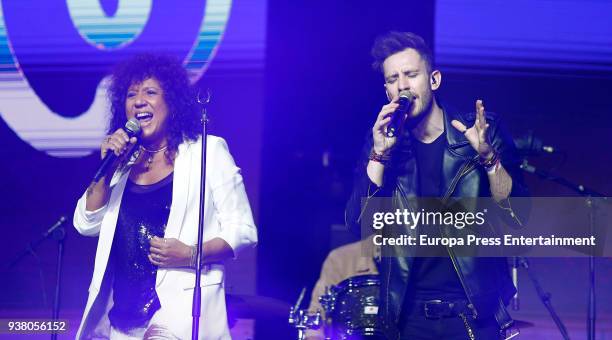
445, 235, 478, 318
441, 157, 479, 318
355, 183, 382, 225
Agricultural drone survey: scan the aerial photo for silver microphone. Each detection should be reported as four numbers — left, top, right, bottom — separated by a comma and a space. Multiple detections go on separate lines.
92, 118, 141, 183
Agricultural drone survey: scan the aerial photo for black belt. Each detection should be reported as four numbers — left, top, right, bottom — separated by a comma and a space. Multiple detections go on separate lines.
411, 299, 474, 319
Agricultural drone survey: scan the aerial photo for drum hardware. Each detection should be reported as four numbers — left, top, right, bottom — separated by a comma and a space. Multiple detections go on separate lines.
288, 287, 323, 340
319, 286, 335, 314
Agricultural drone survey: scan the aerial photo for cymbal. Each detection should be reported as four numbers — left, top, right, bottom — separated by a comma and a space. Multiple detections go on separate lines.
512, 320, 535, 329
226, 294, 291, 320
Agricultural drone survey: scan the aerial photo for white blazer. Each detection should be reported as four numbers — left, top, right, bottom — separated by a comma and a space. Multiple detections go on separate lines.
73, 136, 257, 339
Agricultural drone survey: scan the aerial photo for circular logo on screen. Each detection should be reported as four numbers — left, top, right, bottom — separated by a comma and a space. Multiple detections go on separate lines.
0, 0, 230, 157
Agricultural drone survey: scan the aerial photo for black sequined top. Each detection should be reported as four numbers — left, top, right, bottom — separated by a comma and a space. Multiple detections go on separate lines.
108, 173, 173, 332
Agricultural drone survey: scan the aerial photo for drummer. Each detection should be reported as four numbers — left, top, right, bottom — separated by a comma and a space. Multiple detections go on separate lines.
305, 236, 378, 339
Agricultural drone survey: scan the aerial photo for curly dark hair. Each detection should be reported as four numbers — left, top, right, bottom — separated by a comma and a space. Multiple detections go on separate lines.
371, 31, 434, 74
107, 53, 202, 158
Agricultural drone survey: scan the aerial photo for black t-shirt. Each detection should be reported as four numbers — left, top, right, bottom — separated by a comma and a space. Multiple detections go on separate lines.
108, 173, 173, 332
407, 132, 466, 303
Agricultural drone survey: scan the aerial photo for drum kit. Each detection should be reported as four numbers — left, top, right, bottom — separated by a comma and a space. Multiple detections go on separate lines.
289, 275, 385, 340
226, 275, 538, 339
287, 274, 536, 340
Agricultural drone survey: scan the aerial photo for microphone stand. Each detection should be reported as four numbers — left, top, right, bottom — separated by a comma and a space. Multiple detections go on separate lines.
521, 159, 607, 340
516, 257, 570, 340
8, 216, 67, 340
192, 90, 211, 340
511, 257, 519, 311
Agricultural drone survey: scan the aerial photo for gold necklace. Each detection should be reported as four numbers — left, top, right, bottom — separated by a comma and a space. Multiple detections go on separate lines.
139, 144, 168, 170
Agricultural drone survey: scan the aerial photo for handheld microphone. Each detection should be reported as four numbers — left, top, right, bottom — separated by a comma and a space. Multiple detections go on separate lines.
385, 90, 416, 137
92, 118, 141, 183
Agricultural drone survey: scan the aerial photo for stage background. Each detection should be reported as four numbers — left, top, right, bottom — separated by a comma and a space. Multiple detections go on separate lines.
0, 0, 265, 338
259, 0, 612, 338
1, 0, 611, 339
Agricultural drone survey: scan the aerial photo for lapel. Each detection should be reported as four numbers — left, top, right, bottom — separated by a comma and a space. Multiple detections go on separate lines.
164, 141, 192, 240
441, 104, 477, 196
93, 171, 130, 289
156, 140, 194, 286
443, 103, 473, 154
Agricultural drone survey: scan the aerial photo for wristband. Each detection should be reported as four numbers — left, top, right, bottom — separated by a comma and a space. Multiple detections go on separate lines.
485, 158, 500, 174
369, 149, 391, 164
480, 151, 500, 174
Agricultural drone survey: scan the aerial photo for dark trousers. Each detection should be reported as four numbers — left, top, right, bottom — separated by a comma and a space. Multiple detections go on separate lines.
400, 313, 501, 340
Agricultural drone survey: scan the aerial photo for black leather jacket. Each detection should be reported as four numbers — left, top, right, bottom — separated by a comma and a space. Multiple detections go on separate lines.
345, 103, 530, 338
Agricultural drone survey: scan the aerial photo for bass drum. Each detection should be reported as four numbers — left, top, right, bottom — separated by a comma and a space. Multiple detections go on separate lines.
328, 275, 385, 339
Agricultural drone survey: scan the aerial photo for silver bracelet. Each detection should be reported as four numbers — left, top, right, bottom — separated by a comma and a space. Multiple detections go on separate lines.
190, 246, 198, 268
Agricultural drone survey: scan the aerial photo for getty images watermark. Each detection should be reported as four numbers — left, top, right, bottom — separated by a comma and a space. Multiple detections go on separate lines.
359, 197, 610, 257
372, 208, 487, 230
